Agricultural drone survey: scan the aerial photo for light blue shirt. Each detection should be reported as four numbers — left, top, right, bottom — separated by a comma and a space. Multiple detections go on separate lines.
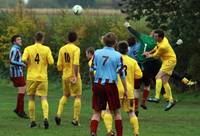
128, 42, 140, 61
90, 46, 125, 84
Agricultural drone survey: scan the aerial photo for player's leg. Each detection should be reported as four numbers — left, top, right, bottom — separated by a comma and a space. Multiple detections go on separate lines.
90, 111, 101, 136
106, 83, 122, 136
55, 79, 70, 125
141, 85, 150, 109
71, 77, 82, 126
151, 71, 163, 101
12, 77, 28, 118
129, 111, 139, 136
134, 79, 140, 114
124, 99, 139, 136
26, 80, 37, 127
162, 75, 176, 111
90, 83, 106, 136
172, 71, 197, 86
37, 81, 49, 129
101, 108, 114, 135
15, 86, 28, 118
41, 96, 49, 129
72, 95, 81, 126
145, 60, 161, 104
113, 109, 123, 136
28, 95, 36, 128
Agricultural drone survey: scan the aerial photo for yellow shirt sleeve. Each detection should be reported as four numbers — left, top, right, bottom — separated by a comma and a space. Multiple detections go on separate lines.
134, 62, 143, 79
47, 47, 54, 65
22, 48, 29, 62
152, 45, 167, 58
73, 48, 80, 65
57, 48, 63, 71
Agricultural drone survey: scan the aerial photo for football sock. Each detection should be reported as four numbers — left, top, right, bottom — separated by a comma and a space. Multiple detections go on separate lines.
115, 119, 123, 136
130, 116, 139, 135
134, 98, 139, 111
41, 99, 49, 119
142, 89, 149, 105
28, 100, 35, 121
155, 79, 162, 99
163, 93, 170, 102
57, 96, 67, 117
102, 112, 113, 133
90, 120, 99, 134
163, 83, 173, 102
73, 97, 81, 121
17, 93, 25, 112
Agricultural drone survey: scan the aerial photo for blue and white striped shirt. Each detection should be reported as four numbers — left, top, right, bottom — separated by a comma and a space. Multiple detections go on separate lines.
9, 45, 26, 77
90, 46, 125, 84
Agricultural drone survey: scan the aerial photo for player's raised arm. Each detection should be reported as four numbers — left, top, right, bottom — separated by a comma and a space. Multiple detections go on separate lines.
124, 22, 141, 40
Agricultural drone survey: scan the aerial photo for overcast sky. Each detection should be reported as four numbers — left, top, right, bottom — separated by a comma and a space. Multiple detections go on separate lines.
23, 0, 29, 4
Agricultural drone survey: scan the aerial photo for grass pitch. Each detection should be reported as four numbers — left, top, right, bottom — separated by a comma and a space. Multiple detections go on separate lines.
0, 80, 200, 136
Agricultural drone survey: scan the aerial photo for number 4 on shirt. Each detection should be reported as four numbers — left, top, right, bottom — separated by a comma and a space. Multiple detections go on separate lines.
35, 53, 40, 64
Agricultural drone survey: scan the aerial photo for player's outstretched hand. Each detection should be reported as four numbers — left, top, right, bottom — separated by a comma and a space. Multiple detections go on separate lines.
124, 21, 130, 28
143, 51, 150, 57
176, 39, 183, 45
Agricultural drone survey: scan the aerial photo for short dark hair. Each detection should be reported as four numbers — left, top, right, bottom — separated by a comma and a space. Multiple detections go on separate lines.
117, 41, 129, 55
11, 35, 21, 44
68, 31, 77, 42
154, 29, 164, 39
103, 32, 117, 47
127, 37, 136, 47
35, 31, 44, 42
86, 47, 95, 55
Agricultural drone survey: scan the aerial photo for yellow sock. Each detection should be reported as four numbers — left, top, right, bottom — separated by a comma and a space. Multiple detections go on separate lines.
41, 99, 49, 119
163, 93, 170, 101
155, 79, 162, 99
181, 77, 189, 85
102, 111, 113, 133
163, 83, 173, 102
57, 96, 67, 117
28, 100, 35, 122
73, 97, 81, 121
130, 116, 139, 135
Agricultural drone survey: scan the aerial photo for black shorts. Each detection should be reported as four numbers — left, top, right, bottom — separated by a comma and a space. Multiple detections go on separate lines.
141, 60, 161, 86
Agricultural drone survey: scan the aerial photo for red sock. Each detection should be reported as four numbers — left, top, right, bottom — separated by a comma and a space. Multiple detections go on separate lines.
134, 98, 139, 111
16, 93, 25, 112
90, 120, 98, 134
142, 89, 149, 105
115, 120, 123, 136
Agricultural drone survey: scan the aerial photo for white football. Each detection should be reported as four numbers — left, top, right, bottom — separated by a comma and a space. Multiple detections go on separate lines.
72, 5, 83, 15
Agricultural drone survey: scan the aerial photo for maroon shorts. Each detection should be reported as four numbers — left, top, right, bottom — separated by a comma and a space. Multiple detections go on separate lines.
92, 83, 120, 111
10, 76, 26, 87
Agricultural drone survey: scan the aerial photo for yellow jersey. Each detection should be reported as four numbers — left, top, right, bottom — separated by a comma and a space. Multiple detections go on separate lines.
22, 43, 54, 81
152, 37, 176, 62
117, 55, 142, 99
57, 43, 80, 79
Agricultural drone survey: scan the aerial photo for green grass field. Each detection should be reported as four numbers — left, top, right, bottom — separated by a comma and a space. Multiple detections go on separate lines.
0, 80, 200, 136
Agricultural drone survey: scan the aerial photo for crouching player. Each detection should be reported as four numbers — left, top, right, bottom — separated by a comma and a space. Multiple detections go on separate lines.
117, 41, 142, 136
